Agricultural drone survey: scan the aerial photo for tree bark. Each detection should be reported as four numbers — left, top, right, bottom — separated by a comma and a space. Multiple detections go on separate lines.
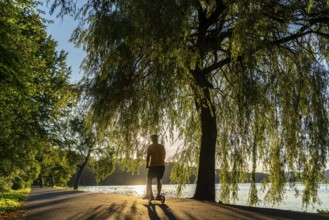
193, 87, 217, 201
73, 165, 84, 190
73, 151, 91, 190
191, 1, 220, 201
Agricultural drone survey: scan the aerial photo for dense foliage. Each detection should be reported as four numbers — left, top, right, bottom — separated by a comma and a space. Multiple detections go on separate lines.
0, 0, 73, 189
51, 0, 328, 208
0, 185, 30, 214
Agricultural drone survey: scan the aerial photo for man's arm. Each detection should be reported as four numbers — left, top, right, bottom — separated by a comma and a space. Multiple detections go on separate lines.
163, 145, 166, 161
146, 148, 151, 168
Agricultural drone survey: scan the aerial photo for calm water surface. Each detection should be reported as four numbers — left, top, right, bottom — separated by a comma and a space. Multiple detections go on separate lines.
79, 183, 329, 213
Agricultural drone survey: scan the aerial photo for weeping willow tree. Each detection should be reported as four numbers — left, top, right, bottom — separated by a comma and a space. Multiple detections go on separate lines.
51, 0, 329, 206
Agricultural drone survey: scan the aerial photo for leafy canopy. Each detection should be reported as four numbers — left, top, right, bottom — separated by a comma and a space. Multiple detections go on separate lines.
0, 0, 72, 188
51, 0, 328, 208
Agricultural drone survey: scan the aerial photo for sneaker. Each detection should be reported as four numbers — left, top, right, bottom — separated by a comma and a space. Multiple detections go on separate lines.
156, 195, 162, 200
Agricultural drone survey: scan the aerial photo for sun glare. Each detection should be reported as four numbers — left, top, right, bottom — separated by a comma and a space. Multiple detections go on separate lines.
129, 185, 145, 196
139, 136, 145, 143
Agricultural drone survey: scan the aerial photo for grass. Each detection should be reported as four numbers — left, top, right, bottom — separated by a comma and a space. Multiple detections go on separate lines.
53, 185, 73, 190
317, 209, 329, 214
0, 186, 30, 214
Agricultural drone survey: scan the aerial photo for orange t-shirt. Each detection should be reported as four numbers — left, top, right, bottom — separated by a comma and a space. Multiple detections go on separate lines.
147, 143, 166, 167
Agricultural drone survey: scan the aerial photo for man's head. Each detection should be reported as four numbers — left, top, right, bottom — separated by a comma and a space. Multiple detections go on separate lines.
150, 134, 158, 143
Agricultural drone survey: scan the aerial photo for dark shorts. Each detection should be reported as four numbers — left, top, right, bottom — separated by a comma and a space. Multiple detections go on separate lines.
147, 166, 165, 179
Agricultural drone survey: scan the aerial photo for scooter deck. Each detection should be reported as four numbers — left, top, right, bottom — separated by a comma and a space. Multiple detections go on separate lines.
148, 194, 165, 204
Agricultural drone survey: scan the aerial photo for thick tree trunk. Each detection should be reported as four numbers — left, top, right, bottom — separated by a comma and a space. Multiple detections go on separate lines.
193, 88, 217, 201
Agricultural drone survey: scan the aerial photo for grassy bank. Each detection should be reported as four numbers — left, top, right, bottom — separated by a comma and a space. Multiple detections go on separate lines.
0, 185, 30, 214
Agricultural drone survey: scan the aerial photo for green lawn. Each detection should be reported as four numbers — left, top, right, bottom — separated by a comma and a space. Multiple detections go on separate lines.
0, 185, 30, 214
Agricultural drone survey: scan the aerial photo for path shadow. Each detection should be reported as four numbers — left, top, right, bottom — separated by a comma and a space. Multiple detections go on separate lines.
221, 204, 329, 220
144, 203, 177, 220
68, 200, 143, 220
25, 188, 104, 220
26, 188, 180, 220
26, 190, 96, 211
26, 188, 85, 202
82, 202, 128, 220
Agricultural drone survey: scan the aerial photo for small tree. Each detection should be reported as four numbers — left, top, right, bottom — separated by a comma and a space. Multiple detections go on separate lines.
57, 107, 115, 189
37, 145, 76, 187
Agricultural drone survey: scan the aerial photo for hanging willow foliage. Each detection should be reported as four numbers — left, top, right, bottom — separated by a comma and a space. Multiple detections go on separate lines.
51, 0, 329, 207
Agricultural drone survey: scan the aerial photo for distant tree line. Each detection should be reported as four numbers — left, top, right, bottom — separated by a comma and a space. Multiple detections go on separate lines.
71, 162, 329, 186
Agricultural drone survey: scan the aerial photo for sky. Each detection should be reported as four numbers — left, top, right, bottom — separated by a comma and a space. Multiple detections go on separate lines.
39, 2, 84, 83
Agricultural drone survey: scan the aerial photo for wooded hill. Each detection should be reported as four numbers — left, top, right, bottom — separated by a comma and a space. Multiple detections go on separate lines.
69, 164, 329, 186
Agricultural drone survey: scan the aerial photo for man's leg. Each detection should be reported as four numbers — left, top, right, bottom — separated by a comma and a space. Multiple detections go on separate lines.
144, 174, 153, 199
156, 177, 162, 197
145, 177, 153, 195
148, 177, 153, 197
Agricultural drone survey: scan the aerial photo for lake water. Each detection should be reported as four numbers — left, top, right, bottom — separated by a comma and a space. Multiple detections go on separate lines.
79, 183, 329, 213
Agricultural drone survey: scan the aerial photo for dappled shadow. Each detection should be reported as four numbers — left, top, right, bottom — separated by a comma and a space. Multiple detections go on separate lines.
143, 203, 177, 220
25, 188, 104, 220
130, 200, 137, 216
69, 200, 175, 220
27, 187, 174, 220
144, 203, 160, 220
69, 201, 129, 220
26, 187, 85, 202
221, 204, 329, 220
26, 189, 96, 210
180, 210, 199, 220
26, 191, 133, 220
24, 187, 329, 220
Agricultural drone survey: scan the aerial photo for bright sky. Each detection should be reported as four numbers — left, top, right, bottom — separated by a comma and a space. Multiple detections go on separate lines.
39, 2, 84, 83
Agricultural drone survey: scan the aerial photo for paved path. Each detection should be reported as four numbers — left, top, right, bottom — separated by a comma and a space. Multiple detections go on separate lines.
24, 187, 329, 220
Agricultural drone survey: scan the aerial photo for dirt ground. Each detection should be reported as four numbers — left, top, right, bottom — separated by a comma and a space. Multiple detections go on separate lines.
14, 187, 329, 220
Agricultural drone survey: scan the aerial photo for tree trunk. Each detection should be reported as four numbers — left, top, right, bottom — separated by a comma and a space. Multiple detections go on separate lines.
193, 88, 217, 201
73, 152, 90, 190
73, 165, 84, 190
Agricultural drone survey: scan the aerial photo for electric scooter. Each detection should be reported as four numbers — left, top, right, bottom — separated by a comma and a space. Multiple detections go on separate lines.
149, 193, 165, 205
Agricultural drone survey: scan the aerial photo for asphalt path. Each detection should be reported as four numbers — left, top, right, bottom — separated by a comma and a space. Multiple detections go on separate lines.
23, 187, 329, 220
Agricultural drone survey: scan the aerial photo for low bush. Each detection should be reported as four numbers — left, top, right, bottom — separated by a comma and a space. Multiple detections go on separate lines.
0, 186, 30, 214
